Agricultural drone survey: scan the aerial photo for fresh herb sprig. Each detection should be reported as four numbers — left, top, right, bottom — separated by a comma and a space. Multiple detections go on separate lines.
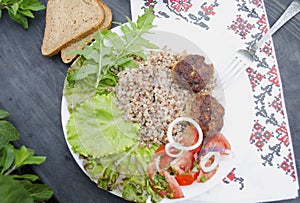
0, 109, 53, 203
64, 9, 158, 111
0, 0, 45, 29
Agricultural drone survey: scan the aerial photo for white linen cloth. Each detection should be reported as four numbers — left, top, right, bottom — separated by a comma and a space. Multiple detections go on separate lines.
130, 0, 299, 202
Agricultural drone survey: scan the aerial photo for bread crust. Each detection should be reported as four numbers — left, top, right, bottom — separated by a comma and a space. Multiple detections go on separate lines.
41, 0, 105, 56
60, 0, 112, 63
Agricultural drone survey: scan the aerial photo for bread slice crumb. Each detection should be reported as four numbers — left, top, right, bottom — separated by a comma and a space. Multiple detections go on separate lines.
41, 0, 105, 57
60, 0, 112, 63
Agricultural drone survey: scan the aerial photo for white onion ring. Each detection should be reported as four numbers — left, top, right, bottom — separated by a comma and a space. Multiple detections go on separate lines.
165, 143, 183, 158
200, 147, 234, 158
155, 155, 162, 171
200, 152, 220, 173
167, 117, 203, 151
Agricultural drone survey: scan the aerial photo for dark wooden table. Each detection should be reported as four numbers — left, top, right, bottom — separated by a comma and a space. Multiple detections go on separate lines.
0, 0, 299, 202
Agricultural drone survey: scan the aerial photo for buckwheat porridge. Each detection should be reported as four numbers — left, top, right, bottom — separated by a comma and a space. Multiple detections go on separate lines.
114, 49, 223, 147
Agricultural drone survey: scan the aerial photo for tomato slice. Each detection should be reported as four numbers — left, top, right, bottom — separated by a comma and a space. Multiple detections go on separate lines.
155, 145, 165, 154
203, 132, 231, 153
175, 172, 199, 186
162, 170, 184, 198
181, 126, 202, 153
197, 165, 219, 183
181, 126, 199, 146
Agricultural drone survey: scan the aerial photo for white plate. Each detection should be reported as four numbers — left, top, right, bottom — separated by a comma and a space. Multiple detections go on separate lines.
61, 18, 253, 202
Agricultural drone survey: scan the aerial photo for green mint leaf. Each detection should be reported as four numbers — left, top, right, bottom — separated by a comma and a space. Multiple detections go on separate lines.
0, 145, 15, 174
19, 9, 34, 18
12, 146, 46, 169
20, 180, 53, 202
0, 120, 20, 149
19, 0, 45, 11
12, 174, 39, 182
0, 174, 34, 203
11, 2, 19, 16
7, 8, 29, 29
1, 0, 45, 29
0, 109, 9, 119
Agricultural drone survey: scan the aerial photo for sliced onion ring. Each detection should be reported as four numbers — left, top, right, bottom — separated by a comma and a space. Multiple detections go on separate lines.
200, 147, 234, 158
165, 143, 183, 158
155, 155, 162, 171
167, 117, 203, 151
200, 152, 220, 173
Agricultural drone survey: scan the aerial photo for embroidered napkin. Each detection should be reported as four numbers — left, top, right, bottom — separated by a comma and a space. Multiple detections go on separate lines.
131, 0, 299, 202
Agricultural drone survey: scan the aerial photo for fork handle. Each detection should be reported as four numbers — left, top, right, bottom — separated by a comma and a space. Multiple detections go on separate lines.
251, 0, 300, 52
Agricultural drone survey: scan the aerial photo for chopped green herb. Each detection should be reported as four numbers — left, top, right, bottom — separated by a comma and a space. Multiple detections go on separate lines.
200, 175, 207, 182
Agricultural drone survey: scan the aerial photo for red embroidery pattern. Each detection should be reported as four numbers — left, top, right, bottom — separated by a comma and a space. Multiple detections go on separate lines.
250, 121, 273, 151
256, 14, 268, 33
202, 5, 216, 16
142, 0, 158, 9
223, 168, 245, 190
267, 64, 280, 87
169, 0, 192, 12
250, 0, 263, 8
279, 152, 297, 181
229, 0, 297, 182
228, 15, 255, 39
246, 67, 265, 91
270, 93, 284, 115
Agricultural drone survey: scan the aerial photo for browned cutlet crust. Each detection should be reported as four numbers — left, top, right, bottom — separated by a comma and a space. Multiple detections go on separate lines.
186, 92, 225, 138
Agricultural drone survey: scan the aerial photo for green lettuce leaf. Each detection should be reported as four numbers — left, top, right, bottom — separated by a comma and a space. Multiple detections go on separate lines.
67, 93, 139, 158
83, 145, 161, 203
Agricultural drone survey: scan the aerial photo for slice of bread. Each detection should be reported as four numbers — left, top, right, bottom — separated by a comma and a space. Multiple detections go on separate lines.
41, 0, 105, 57
60, 1, 112, 63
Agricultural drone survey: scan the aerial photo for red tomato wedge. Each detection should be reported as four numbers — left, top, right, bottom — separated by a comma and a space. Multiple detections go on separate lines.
181, 126, 199, 145
170, 151, 194, 175
197, 165, 219, 183
175, 172, 199, 186
203, 132, 231, 154
161, 170, 184, 198
180, 126, 202, 153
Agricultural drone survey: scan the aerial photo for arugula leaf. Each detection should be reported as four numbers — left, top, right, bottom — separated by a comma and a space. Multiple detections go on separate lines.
67, 93, 140, 158
63, 9, 158, 111
0, 0, 45, 29
0, 120, 20, 149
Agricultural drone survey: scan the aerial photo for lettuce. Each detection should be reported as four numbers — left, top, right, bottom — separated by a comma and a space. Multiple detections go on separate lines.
66, 93, 139, 158
83, 145, 161, 203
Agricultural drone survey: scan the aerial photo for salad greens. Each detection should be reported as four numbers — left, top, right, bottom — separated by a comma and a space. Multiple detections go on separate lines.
0, 109, 53, 203
83, 144, 161, 203
63, 8, 158, 112
64, 9, 164, 202
67, 93, 139, 158
0, 0, 45, 29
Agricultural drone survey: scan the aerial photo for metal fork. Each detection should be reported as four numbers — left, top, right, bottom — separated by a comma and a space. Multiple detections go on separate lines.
220, 0, 300, 89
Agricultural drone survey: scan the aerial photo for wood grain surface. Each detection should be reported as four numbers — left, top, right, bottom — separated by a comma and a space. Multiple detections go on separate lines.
0, 0, 299, 202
